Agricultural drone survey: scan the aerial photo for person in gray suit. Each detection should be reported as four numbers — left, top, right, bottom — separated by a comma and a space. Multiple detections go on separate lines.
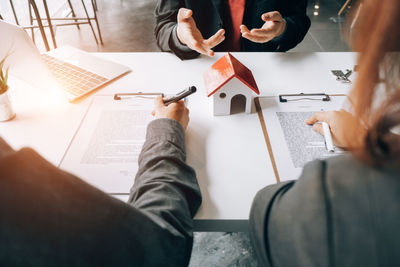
0, 97, 201, 266
249, 0, 400, 266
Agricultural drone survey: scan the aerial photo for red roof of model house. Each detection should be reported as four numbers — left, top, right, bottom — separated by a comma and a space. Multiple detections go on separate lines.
204, 53, 259, 97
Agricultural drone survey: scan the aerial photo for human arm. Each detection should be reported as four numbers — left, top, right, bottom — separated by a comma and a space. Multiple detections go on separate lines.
155, 0, 224, 59
128, 97, 201, 265
0, 97, 200, 266
241, 0, 310, 51
240, 11, 287, 44
305, 110, 366, 148
0, 138, 199, 266
249, 160, 330, 267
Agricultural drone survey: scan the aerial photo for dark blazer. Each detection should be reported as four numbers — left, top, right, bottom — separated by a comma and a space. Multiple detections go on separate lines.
249, 155, 400, 267
0, 119, 201, 267
155, 0, 311, 59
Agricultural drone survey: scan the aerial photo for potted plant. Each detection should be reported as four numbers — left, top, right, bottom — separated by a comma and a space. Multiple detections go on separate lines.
0, 54, 15, 121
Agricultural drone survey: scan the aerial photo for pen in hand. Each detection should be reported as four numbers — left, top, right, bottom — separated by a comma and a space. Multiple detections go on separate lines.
322, 122, 335, 152
163, 86, 197, 105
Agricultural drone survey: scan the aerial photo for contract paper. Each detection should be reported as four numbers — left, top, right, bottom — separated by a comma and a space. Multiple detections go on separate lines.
60, 95, 156, 193
258, 96, 347, 181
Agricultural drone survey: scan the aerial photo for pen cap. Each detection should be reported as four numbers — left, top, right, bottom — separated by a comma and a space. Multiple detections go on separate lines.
189, 86, 197, 93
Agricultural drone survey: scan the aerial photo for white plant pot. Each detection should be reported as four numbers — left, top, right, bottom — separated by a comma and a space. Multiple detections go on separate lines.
0, 91, 15, 122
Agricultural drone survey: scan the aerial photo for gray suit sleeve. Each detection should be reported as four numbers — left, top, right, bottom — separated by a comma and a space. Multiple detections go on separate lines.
129, 118, 202, 241
249, 160, 330, 267
0, 122, 200, 266
154, 0, 200, 60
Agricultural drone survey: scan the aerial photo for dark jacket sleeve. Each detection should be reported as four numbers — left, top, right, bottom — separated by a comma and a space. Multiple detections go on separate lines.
129, 118, 202, 261
250, 155, 400, 267
0, 119, 201, 267
154, 0, 200, 60
270, 0, 311, 51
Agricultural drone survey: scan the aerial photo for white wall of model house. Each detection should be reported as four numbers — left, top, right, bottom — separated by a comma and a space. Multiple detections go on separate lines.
212, 77, 255, 116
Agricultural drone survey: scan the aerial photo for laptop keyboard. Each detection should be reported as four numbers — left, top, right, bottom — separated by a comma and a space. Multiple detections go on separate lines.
42, 54, 108, 100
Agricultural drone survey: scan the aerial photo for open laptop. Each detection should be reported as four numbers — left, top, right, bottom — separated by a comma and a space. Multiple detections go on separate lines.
0, 20, 131, 102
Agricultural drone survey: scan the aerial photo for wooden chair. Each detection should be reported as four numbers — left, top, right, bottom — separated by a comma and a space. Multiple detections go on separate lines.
338, 0, 353, 16
6, 0, 103, 51
29, 0, 103, 50
1, 0, 51, 51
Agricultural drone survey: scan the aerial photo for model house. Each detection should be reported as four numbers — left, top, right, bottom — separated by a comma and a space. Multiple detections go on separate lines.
203, 53, 259, 116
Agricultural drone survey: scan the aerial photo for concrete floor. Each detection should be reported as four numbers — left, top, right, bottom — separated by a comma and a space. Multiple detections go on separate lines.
0, 0, 351, 266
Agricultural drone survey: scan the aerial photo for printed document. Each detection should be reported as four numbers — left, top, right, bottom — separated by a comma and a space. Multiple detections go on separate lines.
60, 95, 156, 193
258, 95, 347, 181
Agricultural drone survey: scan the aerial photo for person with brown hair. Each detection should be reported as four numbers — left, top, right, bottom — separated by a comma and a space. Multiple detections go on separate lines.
249, 0, 400, 266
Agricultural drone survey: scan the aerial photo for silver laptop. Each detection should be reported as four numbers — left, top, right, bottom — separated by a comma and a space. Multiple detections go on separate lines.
0, 20, 131, 102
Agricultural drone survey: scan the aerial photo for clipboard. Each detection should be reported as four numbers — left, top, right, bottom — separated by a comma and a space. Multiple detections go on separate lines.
255, 93, 348, 182
113, 92, 163, 100
60, 93, 161, 194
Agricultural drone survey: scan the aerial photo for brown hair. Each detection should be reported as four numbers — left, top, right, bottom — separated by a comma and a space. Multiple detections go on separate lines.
345, 0, 400, 166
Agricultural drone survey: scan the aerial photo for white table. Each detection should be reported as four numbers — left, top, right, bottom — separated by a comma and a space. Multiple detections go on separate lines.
0, 52, 355, 231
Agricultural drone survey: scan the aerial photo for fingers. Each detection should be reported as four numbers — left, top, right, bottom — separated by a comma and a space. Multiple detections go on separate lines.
155, 98, 189, 130
250, 28, 274, 36
189, 40, 209, 55
262, 11, 283, 22
241, 24, 275, 43
169, 99, 186, 109
242, 31, 271, 43
240, 24, 250, 34
177, 8, 224, 57
204, 29, 225, 50
191, 29, 225, 57
177, 8, 193, 22
305, 112, 328, 125
203, 29, 225, 56
312, 123, 324, 136
240, 11, 284, 43
154, 95, 164, 108
152, 96, 163, 117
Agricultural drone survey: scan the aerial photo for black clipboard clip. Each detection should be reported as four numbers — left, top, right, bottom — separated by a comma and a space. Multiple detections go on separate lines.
279, 93, 331, 103
114, 92, 163, 101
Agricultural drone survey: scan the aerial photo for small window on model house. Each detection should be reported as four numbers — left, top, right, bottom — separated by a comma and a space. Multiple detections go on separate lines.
219, 92, 226, 99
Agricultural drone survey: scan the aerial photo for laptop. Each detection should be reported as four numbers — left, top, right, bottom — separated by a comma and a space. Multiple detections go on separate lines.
0, 20, 131, 102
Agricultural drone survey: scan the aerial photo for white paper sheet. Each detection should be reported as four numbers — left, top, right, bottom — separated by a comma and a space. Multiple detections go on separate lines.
60, 95, 156, 193
258, 95, 347, 181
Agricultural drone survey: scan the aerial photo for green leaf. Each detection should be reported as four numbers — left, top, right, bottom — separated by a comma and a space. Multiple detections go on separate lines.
0, 57, 6, 68
0, 55, 9, 83
0, 49, 12, 87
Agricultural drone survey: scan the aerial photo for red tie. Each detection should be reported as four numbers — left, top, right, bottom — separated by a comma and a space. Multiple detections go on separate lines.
227, 0, 246, 51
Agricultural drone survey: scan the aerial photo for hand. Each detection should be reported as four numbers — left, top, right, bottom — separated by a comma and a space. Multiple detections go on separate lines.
151, 96, 190, 130
240, 11, 286, 43
176, 8, 225, 56
305, 110, 365, 148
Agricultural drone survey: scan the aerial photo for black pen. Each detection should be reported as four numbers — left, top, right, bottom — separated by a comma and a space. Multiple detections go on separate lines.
163, 86, 197, 105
